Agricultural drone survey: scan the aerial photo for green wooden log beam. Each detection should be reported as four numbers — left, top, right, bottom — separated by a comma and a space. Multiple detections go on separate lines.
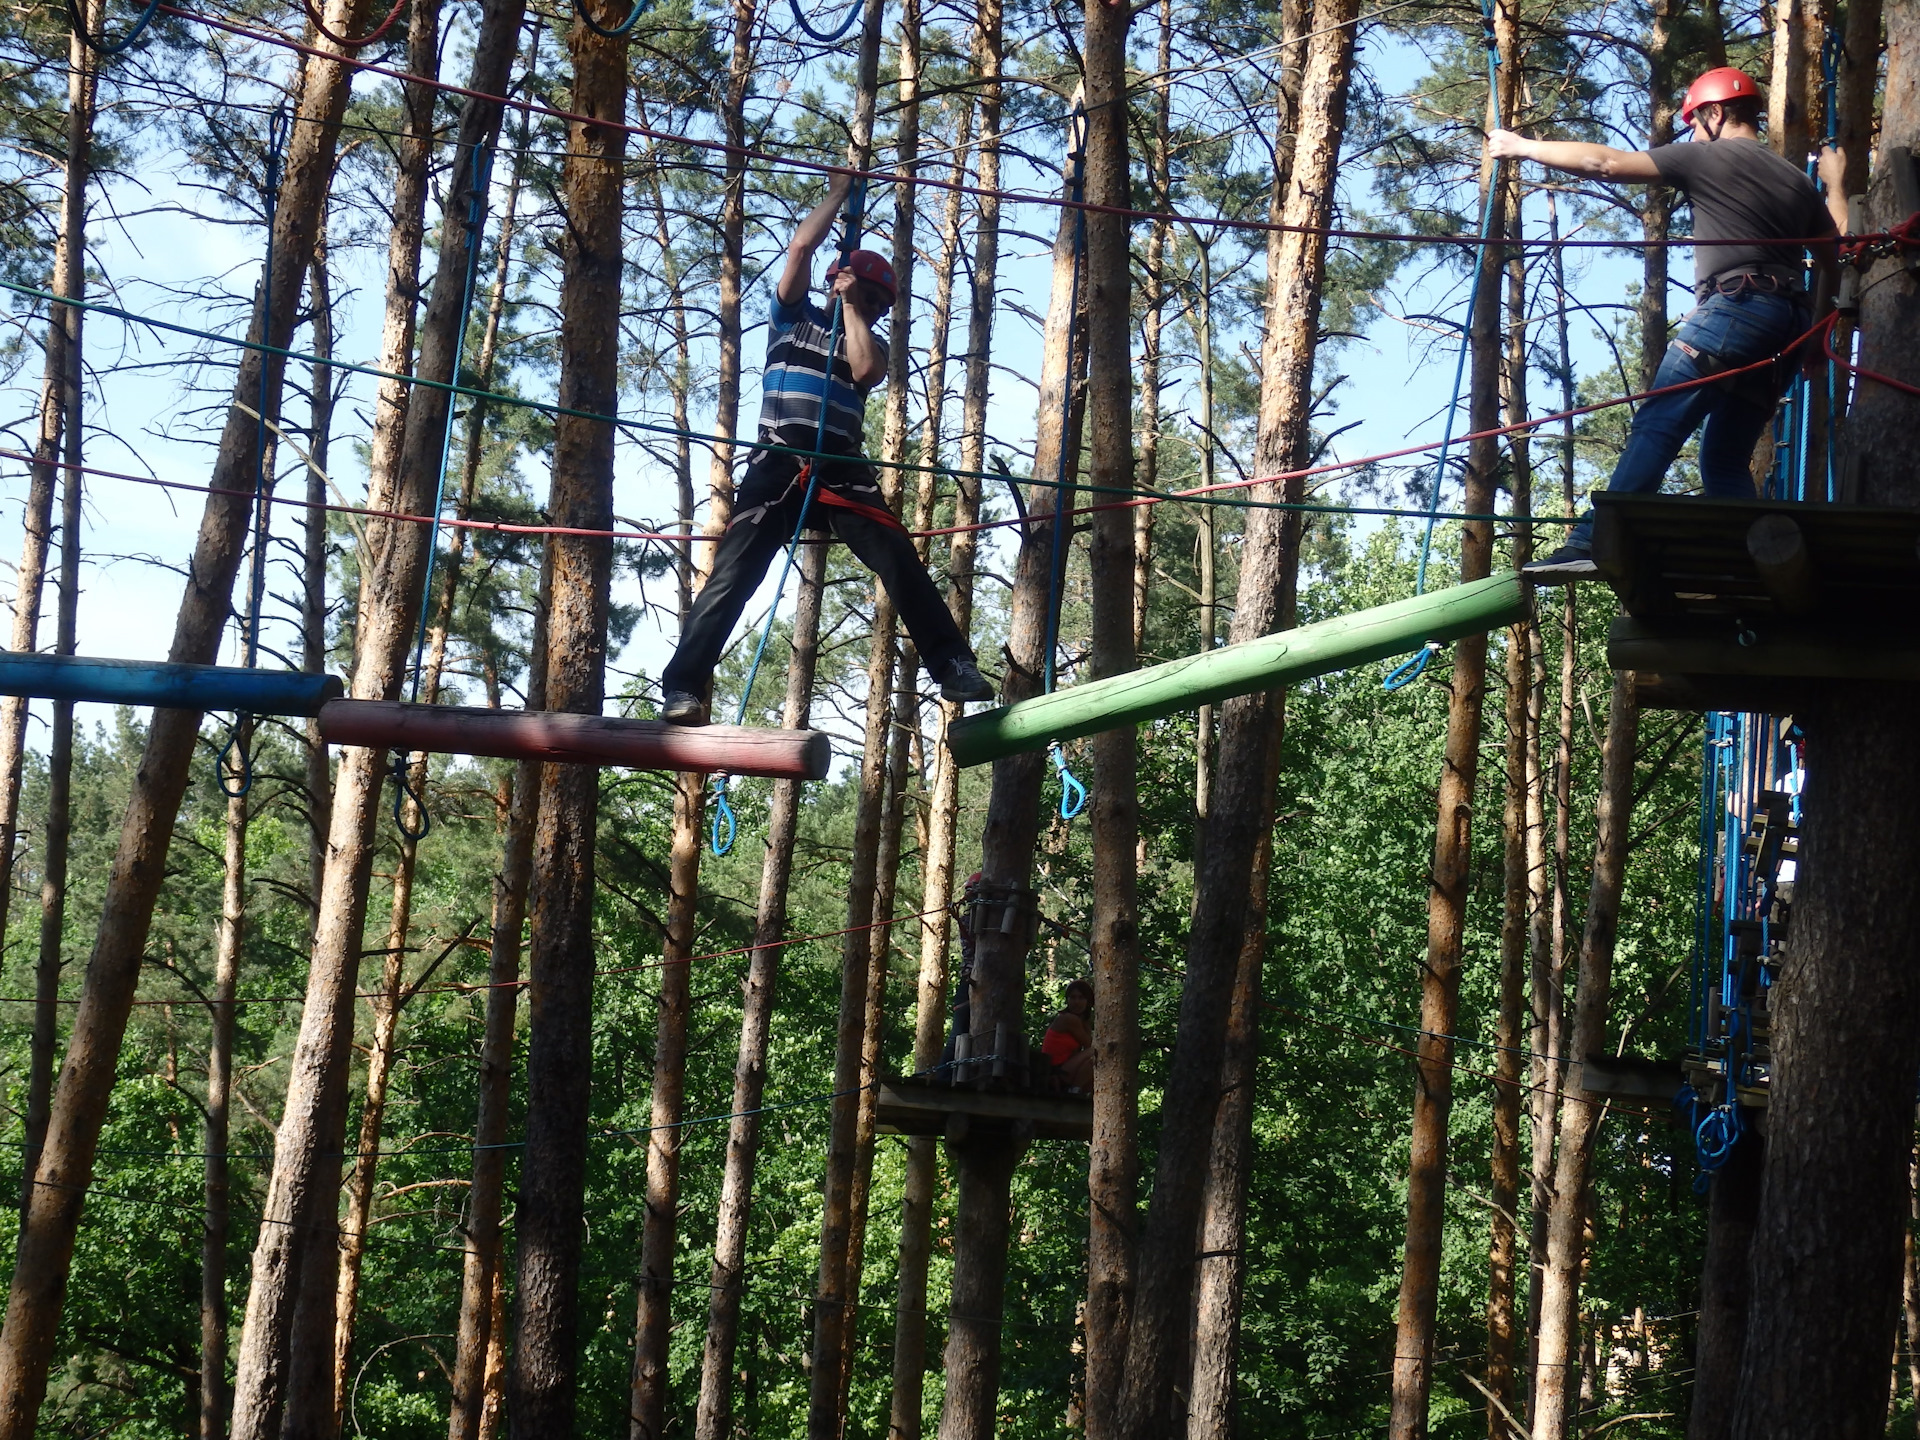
946, 572, 1526, 768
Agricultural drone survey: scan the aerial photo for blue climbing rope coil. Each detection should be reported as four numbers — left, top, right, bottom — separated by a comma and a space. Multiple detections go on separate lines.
220, 104, 289, 803
1041, 104, 1089, 819
68, 0, 163, 55
572, 0, 659, 39
1387, 0, 1503, 691
787, 0, 863, 44
711, 179, 869, 856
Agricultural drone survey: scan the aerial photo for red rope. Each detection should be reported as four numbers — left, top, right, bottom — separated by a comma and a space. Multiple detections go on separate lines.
157, 4, 1894, 255
1825, 306, 1920, 399
299, 0, 408, 49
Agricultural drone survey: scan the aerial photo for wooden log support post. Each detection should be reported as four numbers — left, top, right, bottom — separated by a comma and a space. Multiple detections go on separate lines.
1729, 14, 1920, 1433
1115, 0, 1359, 1430
0, 0, 372, 1425
506, 0, 627, 1423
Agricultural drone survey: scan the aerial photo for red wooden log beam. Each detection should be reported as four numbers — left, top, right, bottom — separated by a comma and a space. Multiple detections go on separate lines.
318, 700, 832, 781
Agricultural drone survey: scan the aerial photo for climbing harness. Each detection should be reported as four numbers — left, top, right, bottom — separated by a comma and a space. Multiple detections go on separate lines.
572, 0, 659, 41
69, 0, 163, 54
1042, 104, 1089, 823
711, 180, 870, 856
219, 105, 288, 801
1385, 0, 1503, 692
787, 0, 863, 44
392, 141, 495, 845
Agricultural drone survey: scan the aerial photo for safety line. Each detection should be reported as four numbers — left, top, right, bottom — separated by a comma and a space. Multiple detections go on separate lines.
150, 4, 1894, 255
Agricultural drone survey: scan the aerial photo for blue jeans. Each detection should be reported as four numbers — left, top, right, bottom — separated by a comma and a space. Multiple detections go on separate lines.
1564, 287, 1805, 551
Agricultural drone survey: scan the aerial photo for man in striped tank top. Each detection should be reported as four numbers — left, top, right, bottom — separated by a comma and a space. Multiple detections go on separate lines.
662, 174, 995, 725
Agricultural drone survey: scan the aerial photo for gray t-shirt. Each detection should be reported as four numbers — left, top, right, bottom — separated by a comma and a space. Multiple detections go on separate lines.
1649, 137, 1836, 292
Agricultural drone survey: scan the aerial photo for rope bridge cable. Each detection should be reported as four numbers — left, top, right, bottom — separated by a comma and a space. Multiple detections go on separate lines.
148, 7, 1913, 257
710, 177, 870, 856
0, 273, 1858, 530
1043, 103, 1089, 824
1384, 0, 1502, 693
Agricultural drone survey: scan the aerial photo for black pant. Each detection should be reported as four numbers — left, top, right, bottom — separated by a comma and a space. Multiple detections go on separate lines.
662, 447, 972, 697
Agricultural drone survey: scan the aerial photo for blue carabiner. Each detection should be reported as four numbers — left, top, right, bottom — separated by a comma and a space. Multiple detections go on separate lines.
710, 778, 737, 856
1383, 641, 1442, 691
1051, 744, 1087, 822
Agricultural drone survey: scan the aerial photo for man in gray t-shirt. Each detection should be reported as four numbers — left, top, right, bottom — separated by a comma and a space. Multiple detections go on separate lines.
1485, 68, 1842, 582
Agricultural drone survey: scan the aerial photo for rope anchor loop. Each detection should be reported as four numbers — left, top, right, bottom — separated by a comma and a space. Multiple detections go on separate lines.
1051, 743, 1087, 822
710, 776, 737, 856
216, 716, 254, 799
389, 749, 431, 843
1382, 640, 1443, 691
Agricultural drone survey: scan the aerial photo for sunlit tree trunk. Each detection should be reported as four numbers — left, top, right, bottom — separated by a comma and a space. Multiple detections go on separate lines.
1116, 2, 1356, 1431
1132, 0, 1173, 657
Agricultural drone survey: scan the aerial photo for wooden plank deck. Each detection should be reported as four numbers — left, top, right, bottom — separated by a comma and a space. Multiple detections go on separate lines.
1592, 494, 1920, 710
875, 1078, 1093, 1143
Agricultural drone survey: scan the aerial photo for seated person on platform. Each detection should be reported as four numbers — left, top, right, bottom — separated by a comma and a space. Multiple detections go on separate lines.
1042, 979, 1095, 1092
660, 173, 995, 725
1488, 67, 1842, 584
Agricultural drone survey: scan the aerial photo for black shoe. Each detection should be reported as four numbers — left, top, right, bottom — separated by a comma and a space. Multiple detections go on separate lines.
1524, 545, 1599, 585
937, 657, 995, 704
661, 690, 707, 726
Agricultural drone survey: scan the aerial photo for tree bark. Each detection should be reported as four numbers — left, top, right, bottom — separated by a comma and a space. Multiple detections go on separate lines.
933, 66, 1082, 1440
0, 0, 369, 1424
1687, 1127, 1762, 1440
1115, 2, 1357, 1431
886, 91, 976, 1440
507, 0, 627, 1426
1769, 0, 1813, 168
706, 0, 759, 537
1132, 0, 1173, 657
1726, 20, 1920, 1433
1530, 672, 1639, 1440
305, 230, 337, 929
1835, 0, 1884, 196
1083, 0, 1143, 1424
0, 0, 97, 964
225, 2, 525, 1429
1386, 14, 1513, 1423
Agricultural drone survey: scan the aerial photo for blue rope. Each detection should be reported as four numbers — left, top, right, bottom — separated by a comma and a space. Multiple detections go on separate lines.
220, 105, 288, 802
1041, 106, 1088, 818
1387, 3, 1502, 692
787, 0, 863, 43
68, 0, 162, 54
393, 142, 495, 844
711, 180, 868, 856
572, 0, 659, 39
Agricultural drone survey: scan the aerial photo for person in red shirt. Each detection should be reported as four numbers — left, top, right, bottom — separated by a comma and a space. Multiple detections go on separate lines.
1042, 979, 1095, 1092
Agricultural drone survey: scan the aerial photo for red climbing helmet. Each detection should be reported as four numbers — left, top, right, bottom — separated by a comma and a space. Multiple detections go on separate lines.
1680, 67, 1762, 125
825, 248, 897, 304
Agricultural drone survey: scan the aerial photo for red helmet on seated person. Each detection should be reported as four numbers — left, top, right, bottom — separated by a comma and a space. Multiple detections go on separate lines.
1680, 67, 1761, 125
826, 248, 897, 304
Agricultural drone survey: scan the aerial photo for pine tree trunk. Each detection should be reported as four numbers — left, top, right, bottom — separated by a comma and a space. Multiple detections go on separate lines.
507, 1, 627, 1424
202, 717, 250, 1440
1906, 1142, 1920, 1413
934, 73, 1082, 1440
886, 94, 975, 1440
448, 541, 547, 1440
1083, 0, 1143, 1421
1728, 29, 1920, 1430
226, 3, 526, 1429
1835, 0, 1884, 196
1530, 672, 1639, 1440
1386, 25, 1513, 1425
1769, 0, 1813, 167
950, 0, 1001, 651
0, 0, 370, 1425
1184, 728, 1282, 1440
1115, 2, 1356, 1431
0, 0, 96, 962
306, 235, 336, 926
1132, 0, 1173, 657
1687, 1127, 1762, 1440
804, 10, 895, 1429
706, 0, 758, 538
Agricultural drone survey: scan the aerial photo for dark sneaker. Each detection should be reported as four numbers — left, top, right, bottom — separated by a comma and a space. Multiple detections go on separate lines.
937, 657, 995, 704
661, 690, 707, 726
1524, 544, 1599, 585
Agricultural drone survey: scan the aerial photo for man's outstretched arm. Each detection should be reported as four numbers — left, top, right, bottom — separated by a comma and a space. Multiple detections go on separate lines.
1487, 129, 1662, 182
777, 172, 853, 309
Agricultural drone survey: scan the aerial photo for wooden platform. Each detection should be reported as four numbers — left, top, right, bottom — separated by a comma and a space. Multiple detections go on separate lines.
874, 1079, 1093, 1143
1573, 1054, 1685, 1104
1593, 494, 1920, 711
